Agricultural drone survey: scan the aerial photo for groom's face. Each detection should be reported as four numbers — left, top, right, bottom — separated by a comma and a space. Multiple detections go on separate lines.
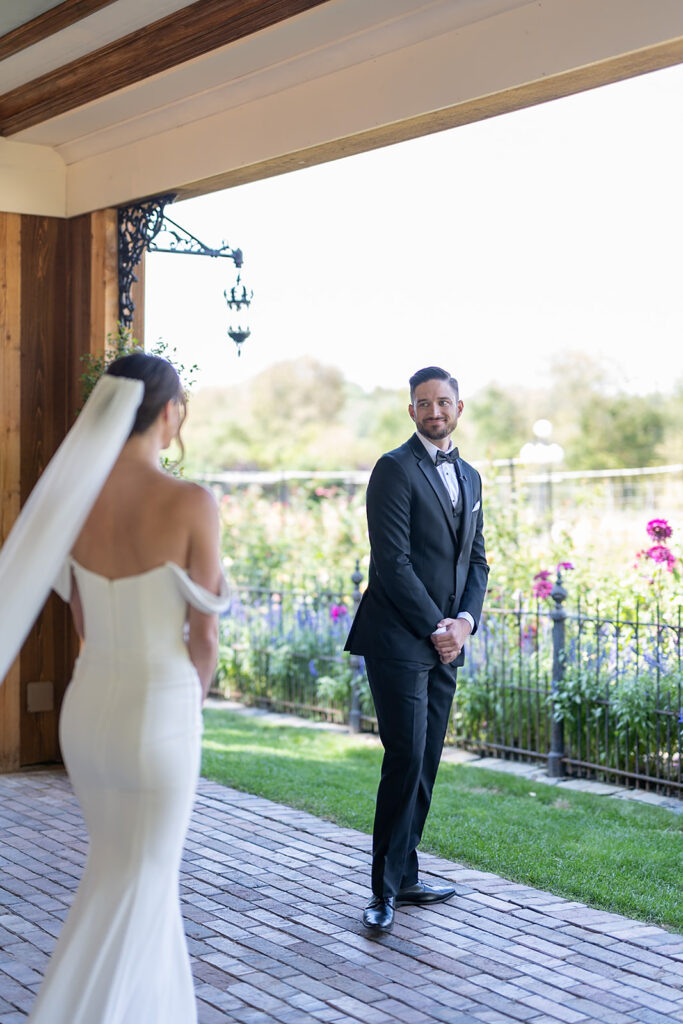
409, 379, 463, 441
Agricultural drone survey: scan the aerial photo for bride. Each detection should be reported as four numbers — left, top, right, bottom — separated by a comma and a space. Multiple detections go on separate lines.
18, 352, 229, 1024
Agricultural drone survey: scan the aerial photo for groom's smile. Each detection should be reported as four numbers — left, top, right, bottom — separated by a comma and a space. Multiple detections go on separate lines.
409, 378, 464, 446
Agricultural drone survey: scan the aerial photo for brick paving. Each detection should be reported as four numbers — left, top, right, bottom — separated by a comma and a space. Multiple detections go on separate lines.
0, 771, 682, 1024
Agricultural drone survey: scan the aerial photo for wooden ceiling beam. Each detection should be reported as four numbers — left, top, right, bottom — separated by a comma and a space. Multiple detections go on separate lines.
0, 0, 118, 62
0, 0, 331, 137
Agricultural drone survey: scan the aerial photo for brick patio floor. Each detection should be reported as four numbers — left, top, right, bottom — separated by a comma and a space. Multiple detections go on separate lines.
1, 771, 682, 1024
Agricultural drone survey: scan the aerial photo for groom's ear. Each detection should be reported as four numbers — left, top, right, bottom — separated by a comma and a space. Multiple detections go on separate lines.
408, 403, 416, 422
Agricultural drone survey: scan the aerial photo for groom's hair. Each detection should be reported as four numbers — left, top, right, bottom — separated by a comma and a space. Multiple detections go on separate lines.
409, 366, 459, 404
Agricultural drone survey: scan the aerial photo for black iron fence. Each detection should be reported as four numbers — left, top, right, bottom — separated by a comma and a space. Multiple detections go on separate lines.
456, 581, 682, 796
216, 578, 365, 725
215, 571, 683, 798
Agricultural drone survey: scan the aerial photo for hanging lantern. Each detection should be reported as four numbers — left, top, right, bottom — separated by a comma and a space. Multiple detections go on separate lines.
224, 273, 253, 356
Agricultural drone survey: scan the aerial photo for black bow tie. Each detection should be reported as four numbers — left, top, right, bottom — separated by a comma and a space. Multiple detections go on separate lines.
435, 448, 459, 466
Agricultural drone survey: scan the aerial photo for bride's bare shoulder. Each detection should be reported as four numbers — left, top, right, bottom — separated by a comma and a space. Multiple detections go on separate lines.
164, 476, 218, 522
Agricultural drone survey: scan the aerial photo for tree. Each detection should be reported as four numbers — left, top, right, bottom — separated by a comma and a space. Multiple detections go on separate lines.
179, 353, 679, 474
568, 394, 665, 469
468, 384, 529, 459
655, 381, 683, 464
250, 357, 345, 431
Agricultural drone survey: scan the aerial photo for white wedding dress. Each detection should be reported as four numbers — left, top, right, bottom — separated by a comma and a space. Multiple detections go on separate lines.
0, 374, 230, 1024
27, 558, 229, 1024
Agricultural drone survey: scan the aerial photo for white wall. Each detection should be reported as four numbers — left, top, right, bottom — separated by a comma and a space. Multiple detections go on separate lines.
0, 140, 66, 217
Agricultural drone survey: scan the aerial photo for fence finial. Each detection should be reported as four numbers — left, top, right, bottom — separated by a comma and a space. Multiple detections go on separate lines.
548, 570, 568, 777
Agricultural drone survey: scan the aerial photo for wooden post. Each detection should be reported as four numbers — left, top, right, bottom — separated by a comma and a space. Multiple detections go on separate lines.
0, 208, 118, 769
0, 213, 22, 771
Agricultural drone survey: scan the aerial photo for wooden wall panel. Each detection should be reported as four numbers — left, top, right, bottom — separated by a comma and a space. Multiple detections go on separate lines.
89, 207, 120, 364
19, 216, 70, 765
0, 208, 117, 768
68, 208, 118, 410
67, 213, 92, 420
0, 213, 22, 771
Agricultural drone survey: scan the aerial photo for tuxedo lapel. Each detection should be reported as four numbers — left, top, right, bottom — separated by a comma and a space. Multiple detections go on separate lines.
409, 435, 459, 546
454, 460, 473, 558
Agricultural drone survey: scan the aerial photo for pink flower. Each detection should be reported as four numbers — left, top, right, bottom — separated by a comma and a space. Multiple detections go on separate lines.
532, 570, 553, 599
645, 545, 676, 572
556, 561, 574, 573
330, 604, 348, 622
647, 518, 673, 542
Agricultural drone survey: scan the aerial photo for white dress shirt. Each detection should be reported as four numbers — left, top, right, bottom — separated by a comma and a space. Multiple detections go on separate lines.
416, 431, 474, 634
416, 432, 460, 506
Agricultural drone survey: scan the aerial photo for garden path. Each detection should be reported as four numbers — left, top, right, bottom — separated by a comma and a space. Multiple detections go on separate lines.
1, 769, 682, 1024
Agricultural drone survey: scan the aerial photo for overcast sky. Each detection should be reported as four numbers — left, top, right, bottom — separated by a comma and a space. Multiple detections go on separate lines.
145, 60, 683, 401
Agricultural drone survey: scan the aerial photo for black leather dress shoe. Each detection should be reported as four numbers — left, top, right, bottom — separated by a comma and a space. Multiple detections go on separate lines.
396, 881, 456, 906
362, 896, 395, 932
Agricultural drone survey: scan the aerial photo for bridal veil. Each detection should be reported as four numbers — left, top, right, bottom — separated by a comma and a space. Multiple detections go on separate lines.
0, 374, 144, 684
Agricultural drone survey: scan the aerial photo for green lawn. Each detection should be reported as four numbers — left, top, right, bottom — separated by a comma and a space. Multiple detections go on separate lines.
201, 708, 683, 932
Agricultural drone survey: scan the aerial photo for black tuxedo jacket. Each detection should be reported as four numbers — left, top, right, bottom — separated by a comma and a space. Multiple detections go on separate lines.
345, 434, 489, 667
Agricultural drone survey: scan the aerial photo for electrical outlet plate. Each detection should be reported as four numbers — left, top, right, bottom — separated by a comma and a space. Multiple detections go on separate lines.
26, 681, 54, 713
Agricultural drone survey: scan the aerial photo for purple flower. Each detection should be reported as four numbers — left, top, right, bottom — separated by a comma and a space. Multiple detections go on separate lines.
308, 659, 318, 677
557, 561, 574, 572
520, 621, 538, 652
330, 604, 348, 622
646, 545, 677, 572
678, 708, 683, 725
532, 570, 553, 600
647, 518, 673, 542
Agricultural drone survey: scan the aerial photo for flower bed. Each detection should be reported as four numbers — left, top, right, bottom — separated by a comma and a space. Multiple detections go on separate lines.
214, 485, 682, 793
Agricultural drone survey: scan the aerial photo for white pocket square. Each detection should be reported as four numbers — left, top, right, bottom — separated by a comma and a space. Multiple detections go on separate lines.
471, 501, 481, 512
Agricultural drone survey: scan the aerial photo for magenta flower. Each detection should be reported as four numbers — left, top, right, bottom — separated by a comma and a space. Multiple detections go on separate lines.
330, 604, 348, 622
556, 561, 574, 573
532, 570, 553, 599
647, 518, 673, 542
645, 545, 677, 572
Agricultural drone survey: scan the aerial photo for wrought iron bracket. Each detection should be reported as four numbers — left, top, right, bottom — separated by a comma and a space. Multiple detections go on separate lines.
118, 193, 177, 329
148, 216, 244, 266
118, 194, 253, 354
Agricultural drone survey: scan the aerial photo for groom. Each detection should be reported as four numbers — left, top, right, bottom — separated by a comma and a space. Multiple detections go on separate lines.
345, 366, 488, 932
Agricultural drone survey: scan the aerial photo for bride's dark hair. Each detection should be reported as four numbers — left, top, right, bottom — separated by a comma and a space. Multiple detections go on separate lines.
106, 352, 186, 459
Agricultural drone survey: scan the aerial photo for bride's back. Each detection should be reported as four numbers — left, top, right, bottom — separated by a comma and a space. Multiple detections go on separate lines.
72, 458, 195, 580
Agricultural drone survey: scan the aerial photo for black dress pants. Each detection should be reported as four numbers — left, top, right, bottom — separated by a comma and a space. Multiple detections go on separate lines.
365, 656, 457, 898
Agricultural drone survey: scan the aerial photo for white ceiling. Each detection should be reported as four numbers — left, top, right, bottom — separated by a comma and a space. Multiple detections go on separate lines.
0, 0, 62, 38
2, 0, 683, 217
1, 0, 194, 90
6, 0, 531, 163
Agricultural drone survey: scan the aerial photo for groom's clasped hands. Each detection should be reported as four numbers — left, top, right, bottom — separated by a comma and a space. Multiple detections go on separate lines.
431, 617, 472, 664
